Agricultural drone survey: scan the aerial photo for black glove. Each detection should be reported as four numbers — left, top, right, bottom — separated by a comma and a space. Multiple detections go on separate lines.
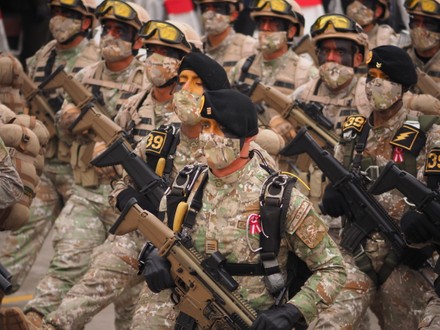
116, 186, 156, 214
400, 210, 440, 243
320, 183, 349, 217
401, 246, 435, 270
250, 304, 303, 330
142, 246, 174, 293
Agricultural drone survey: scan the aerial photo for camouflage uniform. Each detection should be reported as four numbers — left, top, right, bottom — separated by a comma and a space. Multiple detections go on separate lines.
333, 105, 440, 329
419, 290, 440, 329
408, 47, 440, 87
204, 29, 257, 75
0, 136, 23, 209
130, 148, 347, 329
23, 57, 147, 326
0, 37, 100, 293
0, 53, 26, 114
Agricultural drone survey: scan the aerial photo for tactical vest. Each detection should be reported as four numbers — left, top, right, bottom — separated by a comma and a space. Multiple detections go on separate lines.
206, 31, 257, 74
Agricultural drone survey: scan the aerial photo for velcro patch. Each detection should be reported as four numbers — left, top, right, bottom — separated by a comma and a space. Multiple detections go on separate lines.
390, 124, 426, 155
287, 200, 312, 234
295, 215, 327, 249
341, 115, 367, 141
425, 147, 440, 174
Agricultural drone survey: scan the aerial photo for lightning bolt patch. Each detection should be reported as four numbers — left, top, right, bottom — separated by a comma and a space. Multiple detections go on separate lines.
394, 131, 414, 142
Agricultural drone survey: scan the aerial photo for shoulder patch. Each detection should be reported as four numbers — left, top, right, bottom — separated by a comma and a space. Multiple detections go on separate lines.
295, 214, 327, 249
390, 124, 427, 155
342, 115, 368, 141
286, 199, 312, 234
425, 147, 440, 174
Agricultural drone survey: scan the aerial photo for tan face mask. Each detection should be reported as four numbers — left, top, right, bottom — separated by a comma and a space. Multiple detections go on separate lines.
410, 27, 440, 52
173, 89, 204, 125
346, 0, 375, 26
49, 16, 82, 44
145, 53, 180, 87
100, 35, 133, 63
200, 133, 242, 169
366, 77, 402, 111
202, 11, 231, 35
258, 31, 287, 54
319, 62, 355, 90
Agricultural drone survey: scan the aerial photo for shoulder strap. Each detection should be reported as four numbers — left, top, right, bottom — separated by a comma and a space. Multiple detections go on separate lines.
238, 54, 256, 84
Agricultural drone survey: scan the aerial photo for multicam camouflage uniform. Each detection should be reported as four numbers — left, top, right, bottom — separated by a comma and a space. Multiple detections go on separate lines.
130, 148, 347, 329
23, 57, 147, 328
229, 48, 317, 161
333, 105, 440, 329
0, 38, 100, 293
204, 29, 257, 75
0, 136, 23, 209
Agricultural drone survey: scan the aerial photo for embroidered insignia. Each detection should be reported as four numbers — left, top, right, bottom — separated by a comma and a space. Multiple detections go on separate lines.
425, 148, 440, 174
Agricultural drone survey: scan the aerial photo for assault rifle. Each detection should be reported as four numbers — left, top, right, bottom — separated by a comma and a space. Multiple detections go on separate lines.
416, 68, 440, 100
0, 262, 12, 294
247, 80, 340, 148
369, 161, 440, 237
280, 128, 407, 259
40, 65, 166, 211
110, 198, 257, 329
20, 71, 57, 138
39, 65, 119, 143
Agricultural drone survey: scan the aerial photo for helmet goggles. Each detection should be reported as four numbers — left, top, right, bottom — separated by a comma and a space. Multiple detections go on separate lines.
96, 0, 140, 25
48, 0, 88, 11
139, 20, 192, 50
311, 14, 363, 37
250, 0, 294, 15
404, 0, 440, 15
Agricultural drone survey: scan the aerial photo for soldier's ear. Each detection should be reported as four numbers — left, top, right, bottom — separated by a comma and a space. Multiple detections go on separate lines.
374, 3, 384, 19
287, 24, 297, 40
353, 51, 364, 68
230, 9, 239, 22
81, 17, 93, 32
133, 36, 143, 51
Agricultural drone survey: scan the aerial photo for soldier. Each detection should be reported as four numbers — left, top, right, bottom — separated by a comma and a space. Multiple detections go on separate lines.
229, 0, 317, 164
194, 0, 258, 74
15, 1, 150, 328
0, 136, 23, 211
0, 53, 26, 114
405, 0, 440, 87
291, 14, 370, 206
133, 88, 347, 329
0, 0, 101, 299
324, 45, 440, 329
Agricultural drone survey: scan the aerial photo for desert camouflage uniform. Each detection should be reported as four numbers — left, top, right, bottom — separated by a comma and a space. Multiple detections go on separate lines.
203, 29, 257, 75
0, 38, 100, 293
229, 49, 317, 164
0, 136, 23, 209
40, 85, 183, 330
419, 290, 440, 329
333, 103, 440, 330
408, 47, 440, 87
0, 53, 26, 114
130, 149, 346, 329
23, 58, 147, 329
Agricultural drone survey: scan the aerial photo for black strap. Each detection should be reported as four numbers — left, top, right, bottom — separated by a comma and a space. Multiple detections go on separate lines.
352, 118, 371, 172
182, 173, 209, 230
238, 54, 256, 84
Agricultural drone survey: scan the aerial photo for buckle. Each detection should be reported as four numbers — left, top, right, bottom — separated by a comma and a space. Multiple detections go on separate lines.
352, 244, 365, 261
363, 165, 380, 181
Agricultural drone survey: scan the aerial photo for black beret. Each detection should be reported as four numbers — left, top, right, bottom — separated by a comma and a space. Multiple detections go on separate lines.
178, 51, 231, 91
366, 45, 417, 86
200, 89, 258, 138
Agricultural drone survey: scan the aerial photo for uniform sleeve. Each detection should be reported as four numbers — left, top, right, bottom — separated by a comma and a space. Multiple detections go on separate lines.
284, 190, 347, 324
0, 138, 24, 209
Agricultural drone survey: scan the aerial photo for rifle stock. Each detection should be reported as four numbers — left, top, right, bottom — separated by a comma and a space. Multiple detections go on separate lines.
110, 199, 257, 329
369, 161, 440, 229
416, 68, 440, 100
248, 81, 340, 147
39, 65, 120, 143
20, 72, 57, 138
280, 128, 406, 259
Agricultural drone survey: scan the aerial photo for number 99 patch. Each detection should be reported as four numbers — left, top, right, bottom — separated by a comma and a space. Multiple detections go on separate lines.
425, 148, 440, 174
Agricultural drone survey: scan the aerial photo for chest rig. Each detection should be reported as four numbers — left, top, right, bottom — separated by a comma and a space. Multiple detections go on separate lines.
160, 157, 310, 302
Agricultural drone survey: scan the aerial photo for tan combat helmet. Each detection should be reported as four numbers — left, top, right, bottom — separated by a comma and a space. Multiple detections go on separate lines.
404, 0, 440, 19
376, 0, 391, 20
139, 20, 203, 53
48, 0, 96, 18
95, 0, 150, 31
311, 14, 369, 60
249, 0, 305, 37
194, 0, 244, 12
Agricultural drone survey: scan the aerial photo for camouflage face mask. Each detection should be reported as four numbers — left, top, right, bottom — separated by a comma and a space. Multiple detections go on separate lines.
410, 27, 440, 52
319, 62, 355, 90
202, 11, 231, 36
346, 0, 375, 27
49, 16, 82, 44
366, 77, 402, 111
258, 31, 287, 54
100, 35, 133, 63
145, 53, 180, 87
172, 89, 204, 125
200, 133, 242, 169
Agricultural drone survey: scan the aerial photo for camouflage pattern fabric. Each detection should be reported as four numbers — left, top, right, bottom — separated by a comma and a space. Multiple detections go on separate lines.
419, 290, 440, 329
0, 136, 23, 209
408, 47, 440, 87
131, 154, 347, 327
